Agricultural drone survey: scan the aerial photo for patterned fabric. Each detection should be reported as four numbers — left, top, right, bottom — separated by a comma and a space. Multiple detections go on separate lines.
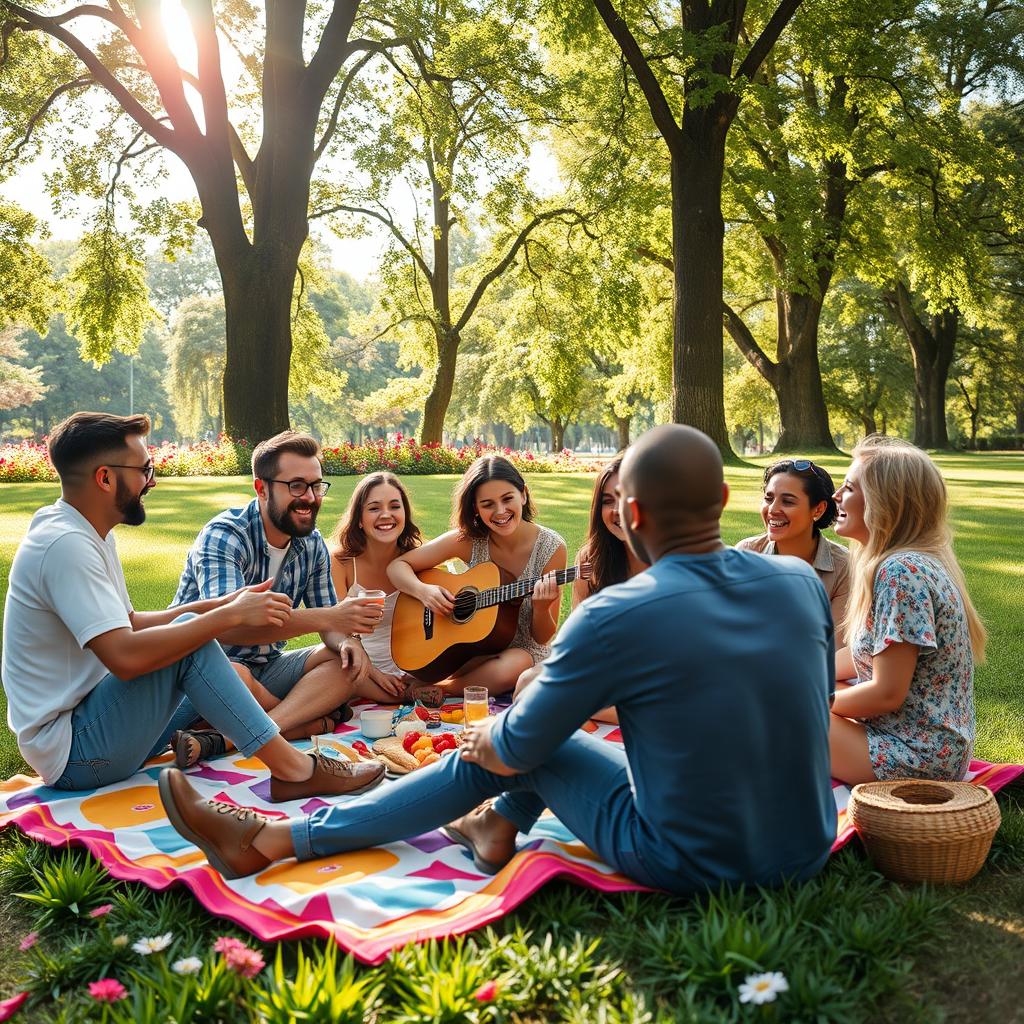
172, 499, 336, 663
468, 525, 566, 664
850, 552, 975, 780
0, 702, 1018, 964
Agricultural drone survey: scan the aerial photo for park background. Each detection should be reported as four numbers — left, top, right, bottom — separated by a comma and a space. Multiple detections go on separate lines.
1, 0, 1024, 1021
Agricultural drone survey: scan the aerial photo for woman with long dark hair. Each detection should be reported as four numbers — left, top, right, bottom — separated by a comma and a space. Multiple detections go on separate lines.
388, 455, 566, 695
330, 472, 423, 702
572, 455, 647, 609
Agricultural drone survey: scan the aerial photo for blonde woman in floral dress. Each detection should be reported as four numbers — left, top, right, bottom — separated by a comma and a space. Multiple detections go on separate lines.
830, 436, 986, 784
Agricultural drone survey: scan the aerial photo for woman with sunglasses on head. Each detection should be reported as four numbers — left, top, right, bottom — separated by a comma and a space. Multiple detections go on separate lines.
829, 436, 985, 785
736, 459, 850, 645
329, 472, 428, 704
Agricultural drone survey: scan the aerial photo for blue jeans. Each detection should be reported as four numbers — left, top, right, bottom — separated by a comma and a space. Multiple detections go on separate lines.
291, 730, 664, 890
53, 615, 279, 790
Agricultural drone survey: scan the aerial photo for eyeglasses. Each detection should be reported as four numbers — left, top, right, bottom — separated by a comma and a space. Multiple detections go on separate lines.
264, 478, 331, 497
106, 462, 156, 483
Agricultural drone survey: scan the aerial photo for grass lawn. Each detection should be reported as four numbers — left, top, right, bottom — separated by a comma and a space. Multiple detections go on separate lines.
0, 457, 1021, 1021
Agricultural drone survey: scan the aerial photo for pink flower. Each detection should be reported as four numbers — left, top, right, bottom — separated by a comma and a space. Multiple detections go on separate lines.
18, 933, 37, 952
474, 980, 500, 1002
88, 979, 127, 1003
0, 991, 28, 1021
89, 904, 114, 919
223, 944, 265, 979
213, 936, 246, 955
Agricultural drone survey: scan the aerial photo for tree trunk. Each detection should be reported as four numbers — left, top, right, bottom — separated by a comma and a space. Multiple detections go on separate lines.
1016, 400, 1024, 435
219, 243, 302, 443
420, 328, 460, 444
549, 416, 566, 453
614, 413, 631, 450
770, 294, 837, 451
884, 284, 957, 449
671, 139, 733, 457
860, 408, 878, 436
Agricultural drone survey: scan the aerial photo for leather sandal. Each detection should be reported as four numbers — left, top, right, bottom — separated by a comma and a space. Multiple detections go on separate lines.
172, 729, 228, 769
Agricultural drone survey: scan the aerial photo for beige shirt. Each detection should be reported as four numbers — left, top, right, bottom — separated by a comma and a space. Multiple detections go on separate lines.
735, 533, 850, 647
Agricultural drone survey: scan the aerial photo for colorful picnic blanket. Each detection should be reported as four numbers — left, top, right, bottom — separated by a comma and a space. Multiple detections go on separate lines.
1, 712, 1021, 965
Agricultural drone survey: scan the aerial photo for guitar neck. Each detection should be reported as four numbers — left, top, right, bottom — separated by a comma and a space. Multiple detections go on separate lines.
476, 564, 584, 609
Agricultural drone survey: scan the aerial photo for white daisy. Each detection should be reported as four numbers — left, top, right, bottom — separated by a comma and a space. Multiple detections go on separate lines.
738, 971, 789, 1005
172, 956, 203, 975
132, 932, 174, 956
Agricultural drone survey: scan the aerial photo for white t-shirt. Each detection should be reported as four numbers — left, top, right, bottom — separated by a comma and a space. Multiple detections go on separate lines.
1, 500, 133, 783
266, 542, 289, 585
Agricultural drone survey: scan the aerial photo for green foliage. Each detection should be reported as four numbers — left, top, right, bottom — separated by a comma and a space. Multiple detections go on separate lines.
253, 942, 384, 1023
0, 201, 57, 334
15, 848, 116, 924
64, 219, 159, 365
166, 296, 227, 440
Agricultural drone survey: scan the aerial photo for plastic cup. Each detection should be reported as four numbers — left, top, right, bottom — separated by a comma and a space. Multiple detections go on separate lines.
463, 686, 489, 726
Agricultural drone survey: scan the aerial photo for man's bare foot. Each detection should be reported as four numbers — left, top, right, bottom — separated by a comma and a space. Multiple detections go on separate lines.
442, 801, 518, 874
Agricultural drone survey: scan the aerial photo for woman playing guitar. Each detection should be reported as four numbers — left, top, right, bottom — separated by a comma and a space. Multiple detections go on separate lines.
388, 455, 567, 695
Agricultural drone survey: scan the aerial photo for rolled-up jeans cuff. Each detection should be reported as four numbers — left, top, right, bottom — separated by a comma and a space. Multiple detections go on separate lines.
492, 793, 539, 835
291, 817, 315, 861
235, 722, 279, 759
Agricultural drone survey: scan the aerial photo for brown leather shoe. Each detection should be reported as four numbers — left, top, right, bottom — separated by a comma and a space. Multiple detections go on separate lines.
268, 752, 385, 804
442, 801, 518, 875
158, 768, 271, 879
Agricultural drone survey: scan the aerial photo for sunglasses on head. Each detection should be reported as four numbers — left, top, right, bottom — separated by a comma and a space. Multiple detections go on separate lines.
764, 459, 830, 489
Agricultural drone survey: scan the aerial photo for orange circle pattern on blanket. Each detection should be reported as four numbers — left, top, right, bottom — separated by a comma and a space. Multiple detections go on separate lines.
80, 786, 166, 828
255, 848, 400, 893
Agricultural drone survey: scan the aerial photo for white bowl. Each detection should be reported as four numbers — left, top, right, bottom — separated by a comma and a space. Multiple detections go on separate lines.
359, 709, 394, 739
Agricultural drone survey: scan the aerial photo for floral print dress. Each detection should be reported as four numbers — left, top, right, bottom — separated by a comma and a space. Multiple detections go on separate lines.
850, 552, 975, 780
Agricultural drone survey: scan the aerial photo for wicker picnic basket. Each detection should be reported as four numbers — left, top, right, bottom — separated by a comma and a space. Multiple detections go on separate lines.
847, 780, 1001, 884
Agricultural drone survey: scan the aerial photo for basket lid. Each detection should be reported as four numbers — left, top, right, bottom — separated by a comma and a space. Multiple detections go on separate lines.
850, 780, 993, 814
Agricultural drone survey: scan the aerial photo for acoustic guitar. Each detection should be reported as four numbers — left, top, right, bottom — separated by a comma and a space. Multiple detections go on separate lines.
390, 560, 591, 682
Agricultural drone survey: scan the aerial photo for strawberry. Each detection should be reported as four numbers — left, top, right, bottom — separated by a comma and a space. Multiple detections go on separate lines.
401, 731, 423, 753
351, 740, 370, 757
413, 706, 432, 722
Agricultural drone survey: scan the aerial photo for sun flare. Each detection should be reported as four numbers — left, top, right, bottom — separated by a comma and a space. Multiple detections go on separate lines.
159, 0, 197, 72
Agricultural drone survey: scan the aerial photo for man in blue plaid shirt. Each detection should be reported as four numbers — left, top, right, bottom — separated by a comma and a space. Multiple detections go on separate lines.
170, 431, 384, 768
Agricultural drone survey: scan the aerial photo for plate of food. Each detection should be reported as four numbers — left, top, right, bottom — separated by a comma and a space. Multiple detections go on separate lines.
369, 730, 462, 776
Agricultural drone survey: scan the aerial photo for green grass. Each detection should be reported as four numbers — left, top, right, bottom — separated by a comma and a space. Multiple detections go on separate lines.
0, 459, 1022, 1021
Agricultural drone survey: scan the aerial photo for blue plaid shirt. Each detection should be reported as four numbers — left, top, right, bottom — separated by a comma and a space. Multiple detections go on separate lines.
172, 499, 337, 663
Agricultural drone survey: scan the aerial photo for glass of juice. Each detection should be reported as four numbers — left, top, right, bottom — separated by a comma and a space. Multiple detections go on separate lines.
463, 686, 489, 726
354, 589, 386, 633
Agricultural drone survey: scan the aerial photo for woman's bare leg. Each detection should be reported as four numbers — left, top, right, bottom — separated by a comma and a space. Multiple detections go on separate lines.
446, 648, 534, 695
829, 715, 876, 784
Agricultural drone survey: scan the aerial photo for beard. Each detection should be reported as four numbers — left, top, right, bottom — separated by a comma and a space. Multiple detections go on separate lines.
267, 490, 320, 538
116, 476, 149, 526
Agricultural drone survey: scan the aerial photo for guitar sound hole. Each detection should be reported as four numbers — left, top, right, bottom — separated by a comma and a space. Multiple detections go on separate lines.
451, 589, 479, 624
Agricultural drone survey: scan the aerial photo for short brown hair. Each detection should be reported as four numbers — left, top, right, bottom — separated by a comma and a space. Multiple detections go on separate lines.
451, 455, 535, 539
48, 412, 151, 479
251, 430, 321, 480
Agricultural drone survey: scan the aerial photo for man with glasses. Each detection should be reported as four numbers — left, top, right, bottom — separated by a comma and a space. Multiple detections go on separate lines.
170, 430, 384, 767
1, 412, 384, 799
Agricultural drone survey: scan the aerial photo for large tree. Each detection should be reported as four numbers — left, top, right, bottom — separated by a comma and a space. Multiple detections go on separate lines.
0, 1, 401, 442
551, 0, 803, 457
318, 0, 583, 443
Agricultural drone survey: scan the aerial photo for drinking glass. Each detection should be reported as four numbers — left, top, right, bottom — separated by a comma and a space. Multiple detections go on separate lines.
463, 686, 489, 725
353, 588, 386, 633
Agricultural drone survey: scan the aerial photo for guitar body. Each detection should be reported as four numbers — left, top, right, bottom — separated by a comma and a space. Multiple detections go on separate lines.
391, 563, 522, 682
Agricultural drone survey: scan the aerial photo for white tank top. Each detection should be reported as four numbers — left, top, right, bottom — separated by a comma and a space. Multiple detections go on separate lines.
349, 559, 402, 677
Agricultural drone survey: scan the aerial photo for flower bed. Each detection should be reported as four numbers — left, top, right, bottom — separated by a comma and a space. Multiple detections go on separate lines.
0, 435, 595, 483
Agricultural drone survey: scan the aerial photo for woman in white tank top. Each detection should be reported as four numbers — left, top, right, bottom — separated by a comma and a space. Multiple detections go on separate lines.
329, 473, 425, 703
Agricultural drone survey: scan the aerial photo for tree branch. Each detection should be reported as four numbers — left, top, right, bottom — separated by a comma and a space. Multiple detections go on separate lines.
590, 0, 682, 156
723, 300, 778, 384
635, 244, 673, 272
734, 0, 804, 83
4, 1, 178, 151
0, 73, 93, 168
303, 0, 362, 108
